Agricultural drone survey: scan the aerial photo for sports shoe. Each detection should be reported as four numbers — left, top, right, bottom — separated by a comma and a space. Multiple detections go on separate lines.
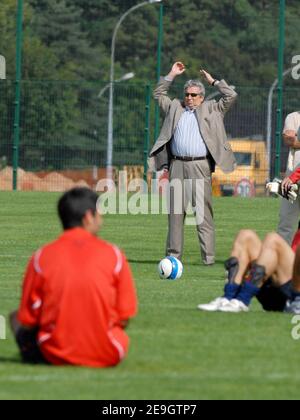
284, 297, 300, 314
219, 298, 249, 313
197, 297, 230, 312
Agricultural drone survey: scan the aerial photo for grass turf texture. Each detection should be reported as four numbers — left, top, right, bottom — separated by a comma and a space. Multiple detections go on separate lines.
0, 192, 300, 400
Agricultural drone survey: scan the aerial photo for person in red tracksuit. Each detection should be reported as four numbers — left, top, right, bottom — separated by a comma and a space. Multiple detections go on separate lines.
9, 188, 138, 368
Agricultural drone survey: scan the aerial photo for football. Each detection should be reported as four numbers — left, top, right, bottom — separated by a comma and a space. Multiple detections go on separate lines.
158, 256, 183, 280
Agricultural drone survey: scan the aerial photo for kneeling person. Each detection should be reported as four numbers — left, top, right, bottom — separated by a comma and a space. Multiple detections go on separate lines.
10, 188, 138, 367
198, 229, 300, 313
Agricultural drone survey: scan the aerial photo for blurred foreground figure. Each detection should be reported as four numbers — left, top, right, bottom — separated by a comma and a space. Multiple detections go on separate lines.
198, 228, 300, 314
10, 188, 138, 367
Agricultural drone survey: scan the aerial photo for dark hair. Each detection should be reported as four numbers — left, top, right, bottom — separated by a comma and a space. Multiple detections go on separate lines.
58, 188, 99, 230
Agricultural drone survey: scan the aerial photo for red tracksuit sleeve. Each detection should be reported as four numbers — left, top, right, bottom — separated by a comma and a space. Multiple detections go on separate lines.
289, 168, 300, 184
115, 253, 138, 321
17, 255, 43, 327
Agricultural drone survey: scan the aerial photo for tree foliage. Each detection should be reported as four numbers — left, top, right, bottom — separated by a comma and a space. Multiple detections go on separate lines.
0, 0, 299, 170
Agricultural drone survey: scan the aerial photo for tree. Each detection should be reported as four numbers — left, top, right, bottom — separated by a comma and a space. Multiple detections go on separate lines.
28, 0, 92, 80
1, 0, 300, 172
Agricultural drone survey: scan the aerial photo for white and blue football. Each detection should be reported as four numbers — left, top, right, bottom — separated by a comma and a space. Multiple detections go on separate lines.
158, 256, 183, 280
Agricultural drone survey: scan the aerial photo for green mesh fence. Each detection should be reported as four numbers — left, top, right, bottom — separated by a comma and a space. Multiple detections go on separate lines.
1, 80, 299, 194
0, 2, 299, 194
0, 81, 150, 191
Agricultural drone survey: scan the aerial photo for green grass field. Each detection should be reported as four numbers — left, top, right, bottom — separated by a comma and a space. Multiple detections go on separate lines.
1, 192, 300, 400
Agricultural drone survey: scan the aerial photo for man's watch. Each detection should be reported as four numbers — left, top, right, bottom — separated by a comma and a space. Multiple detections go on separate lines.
212, 79, 219, 86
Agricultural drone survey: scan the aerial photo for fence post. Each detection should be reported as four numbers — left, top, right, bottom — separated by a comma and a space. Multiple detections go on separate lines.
275, 0, 285, 178
144, 83, 151, 184
12, 0, 24, 191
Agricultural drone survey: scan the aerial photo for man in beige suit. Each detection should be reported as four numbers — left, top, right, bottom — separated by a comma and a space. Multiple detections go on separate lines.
149, 62, 237, 265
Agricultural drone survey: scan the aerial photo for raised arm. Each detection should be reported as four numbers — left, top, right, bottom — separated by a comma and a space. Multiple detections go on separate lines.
200, 69, 237, 115
153, 62, 186, 114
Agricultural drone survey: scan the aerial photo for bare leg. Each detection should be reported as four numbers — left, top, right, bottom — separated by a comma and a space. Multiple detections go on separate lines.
292, 246, 300, 292
197, 230, 262, 311
229, 229, 262, 284
256, 232, 294, 287
219, 232, 295, 312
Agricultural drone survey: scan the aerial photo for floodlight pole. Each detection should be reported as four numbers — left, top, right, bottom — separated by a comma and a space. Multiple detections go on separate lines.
274, 0, 285, 178
12, 0, 24, 191
98, 73, 135, 99
154, 3, 164, 141
266, 68, 291, 181
144, 83, 151, 183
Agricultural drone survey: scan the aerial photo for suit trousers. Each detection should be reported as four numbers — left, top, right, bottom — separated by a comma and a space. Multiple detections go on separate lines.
277, 168, 300, 245
166, 158, 215, 265
277, 196, 300, 245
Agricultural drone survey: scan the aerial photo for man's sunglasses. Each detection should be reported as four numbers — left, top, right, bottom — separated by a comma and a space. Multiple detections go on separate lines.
185, 93, 202, 98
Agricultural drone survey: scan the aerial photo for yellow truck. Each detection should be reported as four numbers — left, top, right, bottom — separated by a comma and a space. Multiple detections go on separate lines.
212, 139, 268, 197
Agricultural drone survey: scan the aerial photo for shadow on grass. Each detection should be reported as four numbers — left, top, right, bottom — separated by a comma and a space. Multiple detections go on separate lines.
128, 259, 224, 266
128, 259, 159, 265
0, 356, 21, 364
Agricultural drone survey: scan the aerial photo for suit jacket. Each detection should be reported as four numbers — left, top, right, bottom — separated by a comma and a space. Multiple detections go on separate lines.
149, 77, 237, 173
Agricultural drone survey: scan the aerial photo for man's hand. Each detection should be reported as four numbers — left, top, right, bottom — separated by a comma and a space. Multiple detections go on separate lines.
281, 176, 294, 194
168, 62, 186, 79
200, 69, 215, 85
283, 130, 297, 147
